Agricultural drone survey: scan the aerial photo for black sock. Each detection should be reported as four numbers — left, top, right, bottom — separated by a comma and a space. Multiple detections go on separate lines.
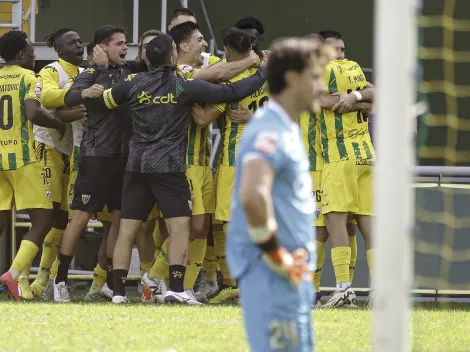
56, 253, 73, 284
169, 265, 186, 293
106, 258, 114, 290
113, 269, 128, 297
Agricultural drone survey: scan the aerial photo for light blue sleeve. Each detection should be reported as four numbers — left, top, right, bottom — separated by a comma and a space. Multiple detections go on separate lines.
241, 128, 287, 171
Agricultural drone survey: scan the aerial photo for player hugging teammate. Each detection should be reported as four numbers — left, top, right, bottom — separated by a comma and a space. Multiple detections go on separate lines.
0, 7, 376, 315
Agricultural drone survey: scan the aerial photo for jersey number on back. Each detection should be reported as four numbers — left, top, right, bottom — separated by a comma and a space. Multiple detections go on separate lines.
347, 88, 368, 124
248, 96, 270, 113
0, 95, 13, 130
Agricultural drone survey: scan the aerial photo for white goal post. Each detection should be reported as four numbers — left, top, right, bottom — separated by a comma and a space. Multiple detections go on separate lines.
373, 0, 418, 351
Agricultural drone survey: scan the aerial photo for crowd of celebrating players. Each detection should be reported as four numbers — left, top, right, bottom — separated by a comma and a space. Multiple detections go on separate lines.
0, 6, 375, 313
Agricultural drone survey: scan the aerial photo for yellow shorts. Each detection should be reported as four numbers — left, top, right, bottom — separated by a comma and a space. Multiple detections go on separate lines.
186, 164, 215, 216
68, 170, 112, 221
215, 165, 235, 222
35, 143, 70, 211
311, 170, 326, 227
322, 159, 374, 216
0, 162, 53, 211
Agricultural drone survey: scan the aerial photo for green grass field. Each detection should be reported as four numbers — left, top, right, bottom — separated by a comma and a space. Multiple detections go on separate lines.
0, 298, 469, 351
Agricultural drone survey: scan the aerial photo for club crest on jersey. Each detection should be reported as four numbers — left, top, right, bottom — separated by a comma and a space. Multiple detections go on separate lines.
254, 131, 279, 155
125, 74, 137, 81
179, 64, 194, 74
82, 194, 91, 204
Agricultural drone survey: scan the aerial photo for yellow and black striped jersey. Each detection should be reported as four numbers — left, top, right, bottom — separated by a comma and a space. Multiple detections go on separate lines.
320, 59, 375, 163
213, 67, 269, 166
177, 64, 211, 166
300, 111, 323, 171
0, 65, 42, 170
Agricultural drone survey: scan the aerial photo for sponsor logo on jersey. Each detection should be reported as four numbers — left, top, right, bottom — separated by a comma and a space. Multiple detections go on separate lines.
45, 190, 52, 202
82, 194, 91, 204
137, 91, 177, 105
178, 64, 194, 74
125, 74, 137, 81
83, 68, 95, 74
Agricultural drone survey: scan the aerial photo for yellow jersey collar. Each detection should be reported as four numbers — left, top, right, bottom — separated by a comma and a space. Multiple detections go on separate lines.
58, 58, 80, 76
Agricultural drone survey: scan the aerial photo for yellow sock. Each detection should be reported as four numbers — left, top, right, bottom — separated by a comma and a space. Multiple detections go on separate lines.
349, 235, 358, 284
49, 258, 59, 279
314, 241, 326, 293
140, 261, 154, 277
215, 224, 236, 287
153, 218, 162, 258
40, 228, 64, 270
19, 266, 31, 281
366, 249, 375, 285
149, 238, 169, 280
184, 238, 207, 290
331, 246, 351, 285
88, 264, 107, 295
203, 244, 217, 282
10, 240, 39, 280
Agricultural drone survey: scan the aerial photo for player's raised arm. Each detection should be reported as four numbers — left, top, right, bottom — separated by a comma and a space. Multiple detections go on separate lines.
180, 68, 266, 105
192, 50, 260, 82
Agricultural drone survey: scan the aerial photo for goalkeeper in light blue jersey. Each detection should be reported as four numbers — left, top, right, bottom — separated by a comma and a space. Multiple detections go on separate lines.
227, 38, 331, 352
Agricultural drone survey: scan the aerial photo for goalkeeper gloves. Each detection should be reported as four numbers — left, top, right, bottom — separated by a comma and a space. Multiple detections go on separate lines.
249, 224, 312, 289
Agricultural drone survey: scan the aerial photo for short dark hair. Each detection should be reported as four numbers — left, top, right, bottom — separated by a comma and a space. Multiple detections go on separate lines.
222, 27, 251, 54
267, 37, 329, 95
146, 33, 174, 66
171, 7, 196, 21
86, 42, 94, 56
169, 21, 201, 50
234, 16, 265, 35
93, 25, 125, 45
0, 30, 28, 62
318, 30, 344, 41
137, 29, 162, 60
305, 33, 325, 42
44, 28, 75, 50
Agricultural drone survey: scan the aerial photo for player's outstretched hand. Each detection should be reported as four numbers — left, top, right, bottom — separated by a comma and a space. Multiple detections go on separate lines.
81, 84, 104, 100
262, 247, 311, 289
55, 105, 87, 122
250, 50, 261, 68
93, 45, 109, 66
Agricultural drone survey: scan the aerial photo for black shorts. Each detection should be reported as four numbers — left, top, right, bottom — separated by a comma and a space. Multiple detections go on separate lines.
120, 171, 192, 220
72, 156, 127, 213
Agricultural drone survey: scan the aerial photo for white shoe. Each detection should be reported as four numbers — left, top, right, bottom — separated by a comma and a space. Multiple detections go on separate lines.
322, 287, 356, 308
53, 279, 71, 303
194, 280, 218, 303
141, 272, 167, 304
164, 290, 202, 305
100, 283, 113, 301
112, 295, 129, 304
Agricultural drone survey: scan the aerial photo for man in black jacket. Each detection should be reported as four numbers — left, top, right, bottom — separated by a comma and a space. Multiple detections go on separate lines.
53, 25, 147, 302
99, 34, 267, 304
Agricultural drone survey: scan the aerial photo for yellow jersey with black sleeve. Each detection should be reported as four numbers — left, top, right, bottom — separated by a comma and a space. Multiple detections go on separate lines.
213, 67, 270, 167
320, 59, 375, 163
177, 64, 212, 167
0, 65, 42, 170
213, 67, 269, 222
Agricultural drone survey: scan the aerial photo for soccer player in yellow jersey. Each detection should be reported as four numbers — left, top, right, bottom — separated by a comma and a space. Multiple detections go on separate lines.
191, 27, 269, 303
14, 28, 86, 300
0, 30, 66, 301
316, 30, 376, 308
142, 22, 261, 303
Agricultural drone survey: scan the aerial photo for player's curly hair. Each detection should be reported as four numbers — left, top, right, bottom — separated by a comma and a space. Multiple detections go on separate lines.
0, 30, 28, 62
44, 28, 75, 50
222, 27, 252, 53
234, 16, 265, 35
